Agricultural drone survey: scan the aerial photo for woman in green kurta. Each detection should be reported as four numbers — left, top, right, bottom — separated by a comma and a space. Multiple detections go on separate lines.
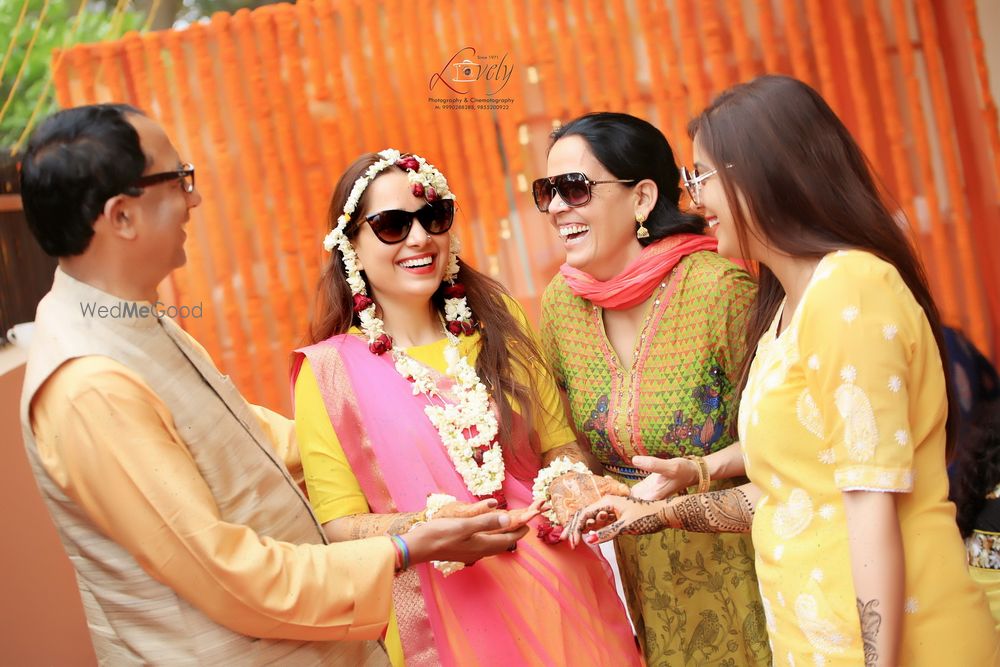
535, 112, 768, 666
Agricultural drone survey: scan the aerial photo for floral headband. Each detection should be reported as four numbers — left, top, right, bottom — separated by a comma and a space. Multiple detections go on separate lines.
322, 149, 473, 354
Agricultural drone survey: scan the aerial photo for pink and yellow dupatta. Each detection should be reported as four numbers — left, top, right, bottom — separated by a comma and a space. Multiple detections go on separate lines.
292, 335, 640, 667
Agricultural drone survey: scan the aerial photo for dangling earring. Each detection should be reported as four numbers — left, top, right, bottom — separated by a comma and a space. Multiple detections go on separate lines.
635, 212, 650, 239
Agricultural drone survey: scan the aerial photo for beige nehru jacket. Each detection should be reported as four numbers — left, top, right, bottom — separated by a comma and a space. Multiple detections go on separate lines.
20, 268, 393, 665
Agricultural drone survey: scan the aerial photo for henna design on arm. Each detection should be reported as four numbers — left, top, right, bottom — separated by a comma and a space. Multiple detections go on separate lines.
666, 488, 755, 533
856, 598, 882, 667
344, 512, 426, 540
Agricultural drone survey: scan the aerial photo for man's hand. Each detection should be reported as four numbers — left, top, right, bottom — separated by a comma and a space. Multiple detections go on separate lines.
405, 508, 529, 566
628, 455, 699, 501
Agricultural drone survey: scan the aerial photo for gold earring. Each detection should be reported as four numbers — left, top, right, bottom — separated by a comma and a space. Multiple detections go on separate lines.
635, 213, 649, 239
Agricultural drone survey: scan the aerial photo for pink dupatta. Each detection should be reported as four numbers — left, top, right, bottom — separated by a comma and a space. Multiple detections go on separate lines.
292, 335, 639, 667
560, 233, 718, 309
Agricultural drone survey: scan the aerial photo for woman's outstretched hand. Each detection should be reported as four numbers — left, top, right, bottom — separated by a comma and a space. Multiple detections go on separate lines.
560, 495, 671, 547
547, 472, 631, 525
628, 455, 699, 501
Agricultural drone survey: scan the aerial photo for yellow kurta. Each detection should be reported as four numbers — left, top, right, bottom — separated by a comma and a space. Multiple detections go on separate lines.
295, 305, 576, 666
30, 356, 396, 641
741, 250, 999, 665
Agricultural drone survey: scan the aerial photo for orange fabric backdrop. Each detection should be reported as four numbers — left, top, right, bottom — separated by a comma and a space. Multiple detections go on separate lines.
49, 0, 1000, 413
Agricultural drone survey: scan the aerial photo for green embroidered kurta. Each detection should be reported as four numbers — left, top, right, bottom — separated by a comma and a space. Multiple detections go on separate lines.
541, 250, 769, 667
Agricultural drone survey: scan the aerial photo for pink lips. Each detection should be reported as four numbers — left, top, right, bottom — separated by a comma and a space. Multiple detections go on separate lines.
397, 252, 436, 275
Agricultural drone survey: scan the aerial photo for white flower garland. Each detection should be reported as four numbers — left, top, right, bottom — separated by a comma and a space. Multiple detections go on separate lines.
394, 336, 504, 497
424, 493, 457, 520
322, 149, 501, 500
531, 456, 592, 523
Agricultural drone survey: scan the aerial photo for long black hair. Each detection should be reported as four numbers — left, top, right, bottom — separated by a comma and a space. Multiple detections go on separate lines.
551, 112, 704, 245
689, 75, 958, 458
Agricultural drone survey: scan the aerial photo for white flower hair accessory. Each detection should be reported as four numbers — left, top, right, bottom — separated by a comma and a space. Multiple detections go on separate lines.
321, 149, 474, 354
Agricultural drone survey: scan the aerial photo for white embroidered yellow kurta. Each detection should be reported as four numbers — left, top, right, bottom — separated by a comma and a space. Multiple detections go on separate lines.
740, 250, 999, 665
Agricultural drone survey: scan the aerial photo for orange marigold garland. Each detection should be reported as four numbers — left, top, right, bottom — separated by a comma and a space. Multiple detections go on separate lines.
162, 28, 224, 361
121, 32, 151, 110
636, 0, 670, 137
341, 0, 379, 152
860, 0, 917, 243
913, 0, 988, 347
455, 0, 501, 262
676, 0, 709, 114
232, 8, 304, 377
97, 41, 127, 102
52, 47, 74, 108
274, 6, 327, 285
189, 22, 254, 392
253, 7, 314, 306
889, 0, 959, 322
703, 0, 734, 93
552, 0, 585, 119
726, 0, 757, 82
781, 0, 815, 84
756, 0, 784, 73
610, 0, 643, 117
962, 0, 1000, 192
803, 0, 839, 111
142, 32, 201, 336
836, 2, 877, 157
313, 0, 354, 168
211, 11, 284, 407
589, 3, 622, 111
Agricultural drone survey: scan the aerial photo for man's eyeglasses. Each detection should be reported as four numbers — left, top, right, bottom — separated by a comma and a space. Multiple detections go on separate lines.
681, 164, 731, 207
133, 163, 196, 193
364, 199, 455, 244
531, 172, 636, 213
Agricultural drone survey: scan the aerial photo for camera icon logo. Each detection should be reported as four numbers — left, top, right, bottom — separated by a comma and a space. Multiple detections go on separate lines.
452, 59, 481, 83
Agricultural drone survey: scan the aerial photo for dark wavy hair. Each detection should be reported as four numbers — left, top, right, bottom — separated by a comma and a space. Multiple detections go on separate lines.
688, 74, 958, 459
309, 153, 547, 479
952, 400, 1000, 538
550, 112, 704, 245
20, 103, 147, 257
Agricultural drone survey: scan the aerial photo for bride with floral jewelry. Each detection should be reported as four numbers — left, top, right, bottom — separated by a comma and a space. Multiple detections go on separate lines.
292, 150, 640, 666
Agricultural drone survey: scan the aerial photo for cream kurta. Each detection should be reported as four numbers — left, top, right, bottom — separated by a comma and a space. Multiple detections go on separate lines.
741, 250, 999, 665
21, 268, 394, 665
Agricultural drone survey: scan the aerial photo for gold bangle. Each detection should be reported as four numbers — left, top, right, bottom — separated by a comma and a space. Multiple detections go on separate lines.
684, 455, 711, 494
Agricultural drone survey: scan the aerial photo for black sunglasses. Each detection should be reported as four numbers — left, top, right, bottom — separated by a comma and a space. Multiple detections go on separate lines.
364, 199, 455, 244
132, 163, 195, 193
531, 172, 636, 212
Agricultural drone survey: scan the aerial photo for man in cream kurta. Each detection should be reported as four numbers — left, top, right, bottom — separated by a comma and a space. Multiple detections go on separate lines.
17, 104, 523, 665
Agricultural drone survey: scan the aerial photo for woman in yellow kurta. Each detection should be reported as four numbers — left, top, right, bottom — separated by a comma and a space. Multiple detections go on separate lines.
293, 149, 639, 667
562, 75, 1000, 665
295, 315, 595, 665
